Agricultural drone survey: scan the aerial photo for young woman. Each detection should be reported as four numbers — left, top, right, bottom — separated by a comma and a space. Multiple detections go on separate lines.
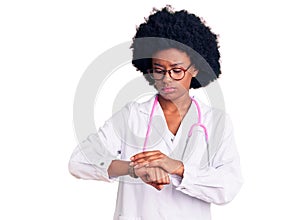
69, 6, 243, 220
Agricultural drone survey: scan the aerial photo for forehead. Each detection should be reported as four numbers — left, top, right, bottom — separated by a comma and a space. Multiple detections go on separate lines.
152, 48, 191, 64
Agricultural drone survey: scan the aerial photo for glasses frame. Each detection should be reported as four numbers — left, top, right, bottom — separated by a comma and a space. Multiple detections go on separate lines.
147, 63, 193, 81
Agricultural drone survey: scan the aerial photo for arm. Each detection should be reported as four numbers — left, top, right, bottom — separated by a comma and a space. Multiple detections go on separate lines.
172, 115, 243, 205
131, 115, 243, 204
130, 151, 184, 177
108, 159, 170, 190
69, 104, 130, 181
107, 160, 130, 178
69, 101, 170, 189
68, 131, 120, 182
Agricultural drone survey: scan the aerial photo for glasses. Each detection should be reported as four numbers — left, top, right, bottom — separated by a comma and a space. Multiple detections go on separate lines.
147, 63, 193, 81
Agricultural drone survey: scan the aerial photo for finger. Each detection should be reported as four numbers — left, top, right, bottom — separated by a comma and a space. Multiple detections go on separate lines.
133, 159, 159, 169
133, 154, 164, 166
138, 168, 163, 190
153, 167, 159, 184
159, 168, 167, 184
156, 168, 166, 184
129, 158, 147, 166
147, 167, 162, 184
148, 182, 164, 191
164, 171, 170, 184
147, 167, 167, 185
130, 150, 161, 161
159, 168, 170, 185
140, 175, 149, 184
155, 184, 164, 190
156, 168, 164, 184
141, 168, 166, 190
142, 160, 161, 169
154, 167, 168, 185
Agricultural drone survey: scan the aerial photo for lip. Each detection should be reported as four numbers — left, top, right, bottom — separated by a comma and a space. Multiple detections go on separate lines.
161, 87, 176, 93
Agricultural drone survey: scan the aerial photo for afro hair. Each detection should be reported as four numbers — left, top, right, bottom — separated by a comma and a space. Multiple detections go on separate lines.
131, 6, 221, 89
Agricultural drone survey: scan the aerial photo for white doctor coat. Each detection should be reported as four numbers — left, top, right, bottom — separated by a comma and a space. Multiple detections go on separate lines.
69, 95, 243, 220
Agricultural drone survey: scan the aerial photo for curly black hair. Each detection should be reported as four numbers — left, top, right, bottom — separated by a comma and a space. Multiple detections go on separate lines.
131, 6, 221, 88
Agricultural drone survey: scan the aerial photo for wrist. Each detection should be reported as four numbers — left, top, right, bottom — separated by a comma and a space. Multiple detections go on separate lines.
108, 160, 133, 178
128, 164, 139, 178
174, 162, 184, 177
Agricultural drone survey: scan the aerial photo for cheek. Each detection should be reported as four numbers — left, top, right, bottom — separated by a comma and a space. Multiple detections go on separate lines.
153, 81, 160, 88
153, 77, 192, 90
180, 78, 193, 89
154, 80, 166, 87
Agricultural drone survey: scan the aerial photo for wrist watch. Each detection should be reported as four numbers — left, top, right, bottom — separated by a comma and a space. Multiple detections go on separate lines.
128, 164, 139, 178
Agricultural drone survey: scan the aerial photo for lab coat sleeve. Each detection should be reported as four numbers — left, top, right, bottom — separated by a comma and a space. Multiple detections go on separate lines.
68, 103, 130, 182
171, 115, 243, 205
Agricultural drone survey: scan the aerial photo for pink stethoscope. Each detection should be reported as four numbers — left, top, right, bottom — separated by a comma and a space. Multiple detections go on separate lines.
143, 95, 210, 165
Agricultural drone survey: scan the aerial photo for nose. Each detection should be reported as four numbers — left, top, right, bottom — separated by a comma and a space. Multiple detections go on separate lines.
162, 70, 172, 82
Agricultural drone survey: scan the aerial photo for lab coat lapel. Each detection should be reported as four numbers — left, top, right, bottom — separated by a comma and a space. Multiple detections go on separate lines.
138, 95, 202, 158
138, 96, 170, 151
169, 103, 199, 160
148, 97, 199, 155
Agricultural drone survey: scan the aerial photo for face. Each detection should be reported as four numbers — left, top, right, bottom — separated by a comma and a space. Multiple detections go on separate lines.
151, 48, 198, 102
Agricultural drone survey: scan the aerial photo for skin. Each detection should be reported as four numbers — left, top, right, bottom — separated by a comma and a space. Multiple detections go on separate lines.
109, 48, 198, 190
152, 48, 198, 135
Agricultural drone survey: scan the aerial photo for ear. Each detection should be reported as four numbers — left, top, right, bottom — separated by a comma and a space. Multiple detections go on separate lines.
191, 67, 199, 77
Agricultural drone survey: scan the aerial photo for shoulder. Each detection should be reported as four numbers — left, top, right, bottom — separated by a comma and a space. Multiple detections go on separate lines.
105, 96, 156, 134
122, 95, 156, 116
192, 96, 227, 118
192, 96, 233, 132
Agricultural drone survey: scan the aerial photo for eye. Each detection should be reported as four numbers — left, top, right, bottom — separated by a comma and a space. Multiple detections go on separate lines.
154, 68, 165, 74
172, 68, 183, 74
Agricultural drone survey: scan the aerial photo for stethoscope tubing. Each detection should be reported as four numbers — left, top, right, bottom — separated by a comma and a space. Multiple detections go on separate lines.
143, 95, 209, 151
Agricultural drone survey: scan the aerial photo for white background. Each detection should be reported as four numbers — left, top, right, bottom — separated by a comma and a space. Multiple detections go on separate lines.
1, 0, 300, 219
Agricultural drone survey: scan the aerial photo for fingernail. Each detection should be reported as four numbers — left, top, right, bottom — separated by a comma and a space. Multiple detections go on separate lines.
129, 162, 134, 166
134, 164, 139, 169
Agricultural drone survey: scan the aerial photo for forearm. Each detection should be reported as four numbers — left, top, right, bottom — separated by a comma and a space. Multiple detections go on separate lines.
107, 160, 130, 178
174, 164, 243, 204
173, 161, 184, 177
130, 150, 184, 177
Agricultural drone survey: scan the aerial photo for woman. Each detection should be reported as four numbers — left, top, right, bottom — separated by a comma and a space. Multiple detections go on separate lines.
69, 6, 243, 220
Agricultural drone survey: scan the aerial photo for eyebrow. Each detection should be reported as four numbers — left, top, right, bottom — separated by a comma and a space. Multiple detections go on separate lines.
153, 62, 184, 67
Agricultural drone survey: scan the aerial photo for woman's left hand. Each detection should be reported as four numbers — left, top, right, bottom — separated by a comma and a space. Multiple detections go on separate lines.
130, 150, 184, 177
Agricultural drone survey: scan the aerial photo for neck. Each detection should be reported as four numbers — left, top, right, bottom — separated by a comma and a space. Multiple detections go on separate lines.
157, 94, 192, 114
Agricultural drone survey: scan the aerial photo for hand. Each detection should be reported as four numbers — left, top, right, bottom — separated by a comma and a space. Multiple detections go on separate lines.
134, 166, 170, 190
130, 150, 184, 177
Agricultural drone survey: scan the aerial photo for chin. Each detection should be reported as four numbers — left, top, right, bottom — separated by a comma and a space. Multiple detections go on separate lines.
158, 90, 190, 102
159, 92, 179, 101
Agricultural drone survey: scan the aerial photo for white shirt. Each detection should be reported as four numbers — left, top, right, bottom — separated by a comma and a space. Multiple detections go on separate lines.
69, 95, 243, 220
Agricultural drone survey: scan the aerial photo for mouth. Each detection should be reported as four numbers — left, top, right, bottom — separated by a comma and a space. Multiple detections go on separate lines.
161, 87, 176, 93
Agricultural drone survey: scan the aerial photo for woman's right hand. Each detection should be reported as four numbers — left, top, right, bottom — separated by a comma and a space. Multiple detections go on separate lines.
134, 166, 170, 190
